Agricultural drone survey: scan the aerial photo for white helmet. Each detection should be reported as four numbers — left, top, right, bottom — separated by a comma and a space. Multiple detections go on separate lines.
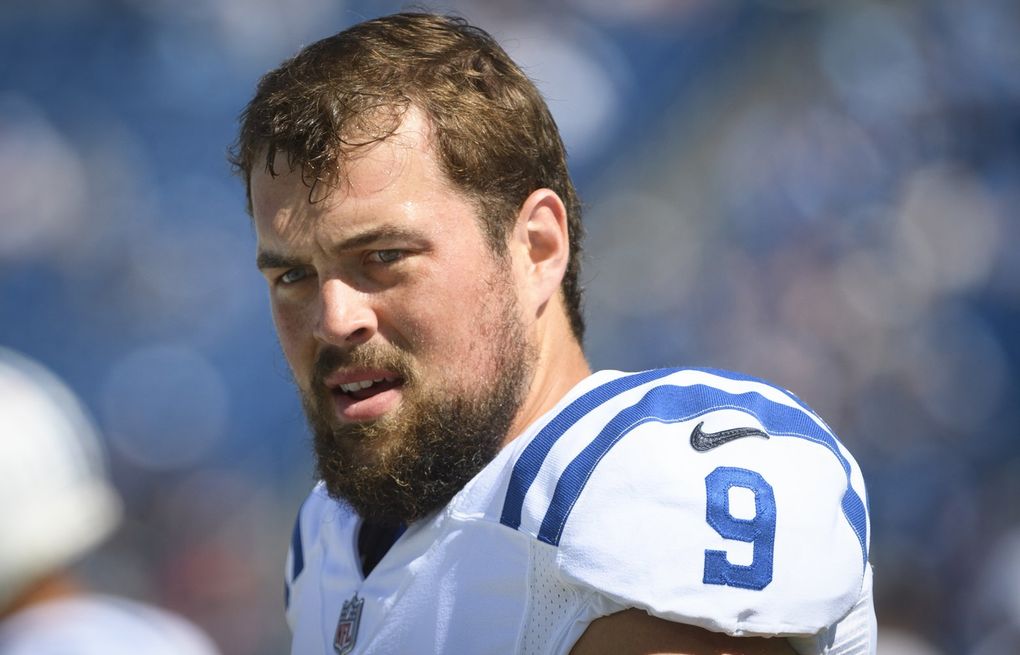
0, 348, 121, 609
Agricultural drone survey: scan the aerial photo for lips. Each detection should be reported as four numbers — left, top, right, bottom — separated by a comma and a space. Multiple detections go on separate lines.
322, 369, 404, 421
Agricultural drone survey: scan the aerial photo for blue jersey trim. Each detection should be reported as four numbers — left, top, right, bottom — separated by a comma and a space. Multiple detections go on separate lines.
290, 509, 305, 582
499, 368, 680, 530
690, 367, 818, 417
531, 382, 869, 567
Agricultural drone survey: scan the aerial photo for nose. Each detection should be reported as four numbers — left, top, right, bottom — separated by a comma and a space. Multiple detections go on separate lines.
312, 278, 377, 347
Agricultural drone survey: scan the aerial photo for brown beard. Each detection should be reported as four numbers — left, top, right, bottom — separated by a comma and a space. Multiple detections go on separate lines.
302, 281, 535, 525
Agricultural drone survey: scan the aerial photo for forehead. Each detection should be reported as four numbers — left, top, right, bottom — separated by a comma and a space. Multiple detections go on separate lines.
250, 108, 473, 243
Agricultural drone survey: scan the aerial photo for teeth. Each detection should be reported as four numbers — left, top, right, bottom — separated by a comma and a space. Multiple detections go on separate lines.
338, 378, 389, 393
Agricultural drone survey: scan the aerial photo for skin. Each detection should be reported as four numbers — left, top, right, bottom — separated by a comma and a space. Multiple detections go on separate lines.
0, 573, 81, 621
571, 609, 797, 655
250, 108, 794, 655
251, 108, 586, 445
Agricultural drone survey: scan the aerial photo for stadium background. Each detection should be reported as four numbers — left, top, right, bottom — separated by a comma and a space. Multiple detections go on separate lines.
2, 0, 1018, 653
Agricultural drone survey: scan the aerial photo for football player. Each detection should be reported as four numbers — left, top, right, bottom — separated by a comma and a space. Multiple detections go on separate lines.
0, 348, 221, 655
231, 12, 876, 654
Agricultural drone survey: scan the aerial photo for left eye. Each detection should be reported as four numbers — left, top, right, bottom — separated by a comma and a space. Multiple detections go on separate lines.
370, 250, 405, 264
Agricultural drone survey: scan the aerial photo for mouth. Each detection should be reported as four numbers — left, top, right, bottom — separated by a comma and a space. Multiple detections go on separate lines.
323, 371, 404, 422
335, 376, 401, 400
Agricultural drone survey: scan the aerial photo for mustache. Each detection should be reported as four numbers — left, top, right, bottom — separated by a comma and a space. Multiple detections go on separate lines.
311, 344, 416, 389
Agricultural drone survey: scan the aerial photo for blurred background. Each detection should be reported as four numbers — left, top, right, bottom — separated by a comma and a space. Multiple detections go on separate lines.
1, 0, 1017, 653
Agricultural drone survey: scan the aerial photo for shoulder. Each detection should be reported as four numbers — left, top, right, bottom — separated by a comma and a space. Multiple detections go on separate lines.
287, 483, 332, 578
284, 483, 352, 614
498, 368, 870, 637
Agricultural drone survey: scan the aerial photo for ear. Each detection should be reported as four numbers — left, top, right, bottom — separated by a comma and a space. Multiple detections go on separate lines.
510, 188, 570, 312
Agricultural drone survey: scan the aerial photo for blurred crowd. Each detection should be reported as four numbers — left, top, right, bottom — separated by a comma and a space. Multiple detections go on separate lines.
1, 1, 1017, 654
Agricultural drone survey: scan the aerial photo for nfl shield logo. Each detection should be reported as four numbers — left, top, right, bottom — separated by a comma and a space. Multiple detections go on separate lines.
334, 592, 364, 654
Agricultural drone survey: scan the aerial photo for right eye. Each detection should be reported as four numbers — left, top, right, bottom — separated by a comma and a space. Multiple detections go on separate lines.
279, 267, 311, 285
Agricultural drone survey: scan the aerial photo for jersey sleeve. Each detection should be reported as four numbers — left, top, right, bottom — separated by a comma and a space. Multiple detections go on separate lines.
552, 376, 870, 638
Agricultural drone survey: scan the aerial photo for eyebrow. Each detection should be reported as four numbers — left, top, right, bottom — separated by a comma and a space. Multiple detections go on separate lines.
256, 251, 302, 271
256, 225, 429, 271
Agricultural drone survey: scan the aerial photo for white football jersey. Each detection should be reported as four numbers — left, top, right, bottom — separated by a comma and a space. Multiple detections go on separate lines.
285, 368, 877, 654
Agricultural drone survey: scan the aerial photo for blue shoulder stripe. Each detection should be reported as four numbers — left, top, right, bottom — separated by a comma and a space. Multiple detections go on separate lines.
532, 383, 869, 567
689, 367, 817, 415
499, 368, 680, 530
290, 506, 305, 582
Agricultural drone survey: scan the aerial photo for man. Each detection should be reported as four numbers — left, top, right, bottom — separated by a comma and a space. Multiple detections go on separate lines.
0, 348, 221, 655
231, 12, 875, 654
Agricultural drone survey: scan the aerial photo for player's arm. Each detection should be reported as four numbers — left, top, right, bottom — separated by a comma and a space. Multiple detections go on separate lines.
570, 609, 796, 655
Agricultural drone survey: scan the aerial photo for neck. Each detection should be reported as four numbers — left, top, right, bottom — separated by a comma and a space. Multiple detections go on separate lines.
505, 313, 590, 447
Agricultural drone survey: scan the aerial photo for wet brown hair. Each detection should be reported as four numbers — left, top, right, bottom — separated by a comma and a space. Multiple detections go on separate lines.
229, 12, 585, 341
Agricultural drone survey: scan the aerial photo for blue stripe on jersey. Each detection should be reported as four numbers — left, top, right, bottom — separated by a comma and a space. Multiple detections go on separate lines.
499, 368, 680, 530
690, 367, 817, 416
533, 383, 869, 568
290, 511, 305, 582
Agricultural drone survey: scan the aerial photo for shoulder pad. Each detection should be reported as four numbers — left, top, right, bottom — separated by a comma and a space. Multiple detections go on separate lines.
500, 368, 869, 636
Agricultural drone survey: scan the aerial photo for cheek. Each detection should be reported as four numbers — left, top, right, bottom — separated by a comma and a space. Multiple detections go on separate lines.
428, 274, 515, 364
271, 300, 315, 377
389, 288, 476, 361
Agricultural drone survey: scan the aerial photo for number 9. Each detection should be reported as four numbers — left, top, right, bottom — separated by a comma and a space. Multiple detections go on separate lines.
703, 466, 776, 591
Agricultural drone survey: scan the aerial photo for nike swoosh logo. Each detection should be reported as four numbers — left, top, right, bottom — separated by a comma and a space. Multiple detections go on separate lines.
690, 421, 769, 452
